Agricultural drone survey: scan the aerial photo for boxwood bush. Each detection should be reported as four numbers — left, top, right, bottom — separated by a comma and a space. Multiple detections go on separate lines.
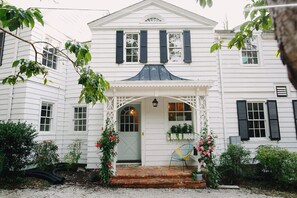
255, 145, 297, 186
219, 144, 251, 184
0, 120, 37, 175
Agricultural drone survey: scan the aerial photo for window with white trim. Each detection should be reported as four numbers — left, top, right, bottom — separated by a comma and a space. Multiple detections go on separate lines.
242, 37, 258, 65
168, 33, 183, 62
42, 37, 59, 69
168, 103, 192, 121
40, 102, 53, 131
125, 33, 139, 63
74, 107, 87, 131
247, 102, 266, 138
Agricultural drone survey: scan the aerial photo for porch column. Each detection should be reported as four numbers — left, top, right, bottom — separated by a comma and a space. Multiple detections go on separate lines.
113, 96, 117, 175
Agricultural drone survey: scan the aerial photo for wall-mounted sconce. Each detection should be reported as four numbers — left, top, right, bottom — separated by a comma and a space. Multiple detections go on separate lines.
152, 98, 158, 107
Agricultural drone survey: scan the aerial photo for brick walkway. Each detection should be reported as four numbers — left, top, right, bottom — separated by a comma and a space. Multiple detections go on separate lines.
110, 165, 206, 188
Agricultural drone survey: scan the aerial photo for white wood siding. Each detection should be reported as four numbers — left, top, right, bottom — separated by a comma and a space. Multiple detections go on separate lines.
218, 32, 297, 154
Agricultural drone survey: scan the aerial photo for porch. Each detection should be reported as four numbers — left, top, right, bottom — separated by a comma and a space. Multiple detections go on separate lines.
110, 165, 206, 188
102, 65, 213, 172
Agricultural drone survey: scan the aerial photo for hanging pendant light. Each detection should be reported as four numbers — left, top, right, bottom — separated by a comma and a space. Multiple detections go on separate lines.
152, 98, 158, 107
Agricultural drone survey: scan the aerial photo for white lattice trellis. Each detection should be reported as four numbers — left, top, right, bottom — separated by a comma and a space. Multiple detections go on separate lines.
199, 96, 208, 129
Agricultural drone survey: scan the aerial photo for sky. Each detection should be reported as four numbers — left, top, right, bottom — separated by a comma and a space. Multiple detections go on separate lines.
7, 0, 247, 29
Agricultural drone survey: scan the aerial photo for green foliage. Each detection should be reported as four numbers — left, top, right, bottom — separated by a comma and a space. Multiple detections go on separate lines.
219, 144, 251, 184
255, 145, 297, 186
197, 128, 220, 188
64, 139, 82, 169
2, 59, 48, 85
96, 118, 120, 185
0, 120, 37, 174
0, 2, 44, 31
210, 40, 224, 53
33, 140, 59, 171
0, 2, 109, 106
0, 150, 5, 176
167, 123, 194, 140
196, 0, 213, 8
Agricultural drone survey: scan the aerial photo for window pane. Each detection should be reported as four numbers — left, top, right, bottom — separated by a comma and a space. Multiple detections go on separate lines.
169, 113, 176, 121
45, 125, 50, 131
168, 103, 175, 111
249, 129, 254, 137
184, 103, 191, 111
185, 112, 192, 121
177, 112, 183, 121
177, 103, 184, 111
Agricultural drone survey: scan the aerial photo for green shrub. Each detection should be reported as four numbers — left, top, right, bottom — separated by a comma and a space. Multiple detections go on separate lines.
255, 145, 297, 186
219, 144, 251, 184
0, 121, 37, 174
33, 140, 59, 171
64, 139, 82, 170
0, 150, 5, 176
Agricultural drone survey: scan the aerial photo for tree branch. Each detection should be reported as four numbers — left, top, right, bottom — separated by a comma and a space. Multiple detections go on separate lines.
0, 27, 39, 62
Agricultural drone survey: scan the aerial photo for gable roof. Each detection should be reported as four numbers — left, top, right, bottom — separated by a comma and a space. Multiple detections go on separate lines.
88, 0, 217, 28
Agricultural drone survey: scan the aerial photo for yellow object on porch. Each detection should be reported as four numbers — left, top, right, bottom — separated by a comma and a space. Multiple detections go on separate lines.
169, 144, 194, 171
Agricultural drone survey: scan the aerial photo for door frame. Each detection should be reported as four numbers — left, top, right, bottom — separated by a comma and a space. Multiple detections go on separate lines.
117, 102, 142, 163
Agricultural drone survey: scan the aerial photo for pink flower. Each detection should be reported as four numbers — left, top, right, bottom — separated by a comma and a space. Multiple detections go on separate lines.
101, 127, 104, 130
200, 146, 204, 151
207, 140, 211, 144
199, 140, 203, 145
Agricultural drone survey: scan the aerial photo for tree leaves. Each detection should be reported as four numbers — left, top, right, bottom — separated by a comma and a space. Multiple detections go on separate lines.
2, 59, 48, 85
196, 0, 213, 8
0, 2, 44, 31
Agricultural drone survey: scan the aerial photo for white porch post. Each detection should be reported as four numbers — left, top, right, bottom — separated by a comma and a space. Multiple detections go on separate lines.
113, 96, 117, 175
195, 92, 202, 173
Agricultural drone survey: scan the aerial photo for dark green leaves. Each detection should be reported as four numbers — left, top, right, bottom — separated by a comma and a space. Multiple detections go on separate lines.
65, 40, 92, 66
78, 67, 110, 105
0, 2, 44, 31
2, 59, 48, 85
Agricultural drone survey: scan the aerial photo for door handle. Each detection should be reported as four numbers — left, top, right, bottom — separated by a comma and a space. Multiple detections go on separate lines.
141, 132, 144, 136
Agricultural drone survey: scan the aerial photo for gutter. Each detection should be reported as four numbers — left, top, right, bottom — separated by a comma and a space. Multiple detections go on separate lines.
8, 30, 20, 120
217, 34, 227, 150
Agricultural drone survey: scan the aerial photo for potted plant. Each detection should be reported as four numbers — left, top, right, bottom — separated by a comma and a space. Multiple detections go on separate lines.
167, 123, 196, 141
192, 170, 203, 181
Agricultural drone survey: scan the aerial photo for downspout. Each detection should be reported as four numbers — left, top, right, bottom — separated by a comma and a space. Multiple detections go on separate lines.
217, 34, 227, 150
8, 30, 20, 120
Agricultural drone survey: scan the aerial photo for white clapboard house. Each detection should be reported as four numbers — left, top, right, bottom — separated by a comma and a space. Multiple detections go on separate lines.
0, 0, 296, 170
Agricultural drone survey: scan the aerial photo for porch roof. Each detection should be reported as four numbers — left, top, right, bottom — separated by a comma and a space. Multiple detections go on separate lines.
125, 64, 186, 81
109, 80, 213, 88
110, 64, 213, 89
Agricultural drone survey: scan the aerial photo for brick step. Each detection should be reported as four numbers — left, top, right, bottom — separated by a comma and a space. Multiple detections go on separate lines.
114, 174, 192, 180
110, 177, 206, 189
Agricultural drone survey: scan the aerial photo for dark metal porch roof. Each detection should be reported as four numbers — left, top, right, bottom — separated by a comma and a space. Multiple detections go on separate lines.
125, 64, 187, 81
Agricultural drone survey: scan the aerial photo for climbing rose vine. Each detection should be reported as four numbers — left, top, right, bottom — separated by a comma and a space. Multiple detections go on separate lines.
96, 119, 119, 185
196, 128, 220, 188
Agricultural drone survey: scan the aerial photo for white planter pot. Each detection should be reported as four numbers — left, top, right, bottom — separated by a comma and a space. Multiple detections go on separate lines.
167, 133, 196, 141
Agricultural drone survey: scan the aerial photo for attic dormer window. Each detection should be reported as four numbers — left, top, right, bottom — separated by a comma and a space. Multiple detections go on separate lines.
145, 17, 162, 23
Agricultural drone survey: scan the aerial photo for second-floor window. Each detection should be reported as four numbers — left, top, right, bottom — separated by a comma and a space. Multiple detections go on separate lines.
125, 33, 139, 63
42, 46, 58, 69
168, 33, 182, 62
242, 37, 258, 65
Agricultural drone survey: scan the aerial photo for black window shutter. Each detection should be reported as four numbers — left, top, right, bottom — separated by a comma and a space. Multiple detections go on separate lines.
183, 30, 192, 63
140, 30, 147, 63
116, 31, 124, 64
267, 100, 281, 141
159, 30, 168, 63
0, 32, 5, 66
236, 100, 249, 141
292, 100, 297, 139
